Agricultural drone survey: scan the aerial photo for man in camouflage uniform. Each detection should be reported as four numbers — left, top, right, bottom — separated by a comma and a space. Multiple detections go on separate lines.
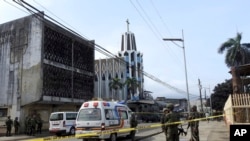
36, 114, 43, 134
130, 112, 138, 141
163, 104, 179, 141
28, 115, 37, 136
187, 105, 200, 141
161, 108, 169, 131
25, 115, 30, 135
5, 116, 13, 136
14, 117, 20, 135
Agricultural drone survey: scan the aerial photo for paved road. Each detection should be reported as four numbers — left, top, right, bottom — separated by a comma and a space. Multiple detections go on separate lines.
0, 120, 229, 141
140, 120, 229, 141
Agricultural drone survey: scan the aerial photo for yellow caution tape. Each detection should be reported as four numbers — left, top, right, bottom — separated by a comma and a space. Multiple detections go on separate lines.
25, 114, 225, 141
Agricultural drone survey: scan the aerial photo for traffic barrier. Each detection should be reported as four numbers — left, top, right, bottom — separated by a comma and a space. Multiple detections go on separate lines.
25, 114, 225, 141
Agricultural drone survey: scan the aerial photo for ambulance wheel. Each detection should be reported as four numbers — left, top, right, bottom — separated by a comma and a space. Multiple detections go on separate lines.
69, 127, 75, 135
109, 133, 116, 141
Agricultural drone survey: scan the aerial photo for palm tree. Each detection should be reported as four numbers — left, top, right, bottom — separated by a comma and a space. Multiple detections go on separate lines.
218, 32, 250, 93
109, 78, 123, 100
218, 32, 250, 67
124, 77, 139, 101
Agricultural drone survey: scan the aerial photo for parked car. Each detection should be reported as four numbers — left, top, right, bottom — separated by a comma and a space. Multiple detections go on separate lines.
49, 111, 77, 136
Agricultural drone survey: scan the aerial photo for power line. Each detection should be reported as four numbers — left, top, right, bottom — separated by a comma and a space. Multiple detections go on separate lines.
129, 0, 188, 78
149, 0, 173, 37
145, 1, 202, 87
134, 0, 184, 65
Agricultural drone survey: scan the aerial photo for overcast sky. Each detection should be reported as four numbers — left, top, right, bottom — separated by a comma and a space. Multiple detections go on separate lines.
1, 0, 249, 101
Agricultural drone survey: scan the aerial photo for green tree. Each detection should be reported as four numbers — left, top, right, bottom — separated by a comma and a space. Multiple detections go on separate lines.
211, 79, 232, 111
124, 77, 139, 101
109, 78, 123, 100
218, 32, 250, 67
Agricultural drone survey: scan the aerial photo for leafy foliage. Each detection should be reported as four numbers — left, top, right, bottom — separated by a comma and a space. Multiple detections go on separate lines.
124, 77, 139, 99
210, 79, 232, 111
109, 78, 123, 100
218, 32, 250, 67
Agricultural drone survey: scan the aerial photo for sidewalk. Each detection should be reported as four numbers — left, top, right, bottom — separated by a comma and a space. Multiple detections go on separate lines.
0, 131, 50, 141
207, 120, 229, 141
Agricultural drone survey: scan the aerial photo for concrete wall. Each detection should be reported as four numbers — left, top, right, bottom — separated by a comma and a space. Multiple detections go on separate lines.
0, 15, 43, 127
0, 15, 43, 105
21, 16, 43, 106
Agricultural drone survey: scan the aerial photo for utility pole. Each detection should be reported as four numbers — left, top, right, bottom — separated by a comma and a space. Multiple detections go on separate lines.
204, 88, 207, 112
198, 79, 203, 112
208, 86, 213, 115
163, 30, 190, 114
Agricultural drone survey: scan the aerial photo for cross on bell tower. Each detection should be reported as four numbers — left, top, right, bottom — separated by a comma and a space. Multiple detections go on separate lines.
126, 19, 130, 32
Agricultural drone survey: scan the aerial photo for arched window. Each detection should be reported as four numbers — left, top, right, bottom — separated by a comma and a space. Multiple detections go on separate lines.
102, 74, 105, 80
95, 74, 98, 81
108, 73, 112, 80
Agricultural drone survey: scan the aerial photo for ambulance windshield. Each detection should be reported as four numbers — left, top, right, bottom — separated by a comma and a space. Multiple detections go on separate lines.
77, 108, 101, 121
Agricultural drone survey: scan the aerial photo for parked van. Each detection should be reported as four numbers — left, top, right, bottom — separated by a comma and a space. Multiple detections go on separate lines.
75, 100, 134, 141
49, 111, 78, 136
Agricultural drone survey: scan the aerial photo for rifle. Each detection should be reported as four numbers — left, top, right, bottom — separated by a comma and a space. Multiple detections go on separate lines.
178, 125, 187, 136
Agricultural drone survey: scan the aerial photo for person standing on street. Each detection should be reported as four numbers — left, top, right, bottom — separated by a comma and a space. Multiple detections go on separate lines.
28, 115, 37, 136
163, 103, 180, 141
161, 108, 169, 132
36, 114, 43, 134
130, 112, 138, 141
187, 105, 200, 141
14, 117, 20, 135
25, 115, 31, 135
5, 116, 13, 136
205, 112, 209, 123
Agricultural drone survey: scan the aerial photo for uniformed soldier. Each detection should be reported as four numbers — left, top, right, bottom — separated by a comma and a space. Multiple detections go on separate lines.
36, 114, 43, 134
14, 117, 20, 135
29, 115, 37, 136
5, 116, 13, 136
130, 112, 138, 141
25, 115, 30, 135
161, 108, 169, 131
187, 105, 200, 141
163, 104, 180, 141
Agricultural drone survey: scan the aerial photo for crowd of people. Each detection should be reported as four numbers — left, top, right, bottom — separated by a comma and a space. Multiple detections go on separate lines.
5, 114, 43, 137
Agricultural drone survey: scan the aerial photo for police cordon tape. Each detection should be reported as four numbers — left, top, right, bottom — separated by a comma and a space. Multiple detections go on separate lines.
25, 114, 224, 141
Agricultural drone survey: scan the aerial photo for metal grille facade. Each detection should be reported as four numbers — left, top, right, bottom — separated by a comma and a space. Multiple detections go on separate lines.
42, 26, 94, 100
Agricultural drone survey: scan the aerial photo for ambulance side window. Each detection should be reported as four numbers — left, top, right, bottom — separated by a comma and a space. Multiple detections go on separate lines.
105, 109, 114, 120
120, 110, 128, 120
66, 113, 77, 120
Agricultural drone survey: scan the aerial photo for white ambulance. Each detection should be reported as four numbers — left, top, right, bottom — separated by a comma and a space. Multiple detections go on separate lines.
75, 100, 134, 141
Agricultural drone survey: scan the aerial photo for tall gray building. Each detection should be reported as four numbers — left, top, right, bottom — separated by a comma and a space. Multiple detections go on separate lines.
0, 13, 94, 130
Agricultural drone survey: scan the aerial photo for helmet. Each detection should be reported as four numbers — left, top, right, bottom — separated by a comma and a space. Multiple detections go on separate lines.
166, 103, 174, 111
163, 108, 168, 112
